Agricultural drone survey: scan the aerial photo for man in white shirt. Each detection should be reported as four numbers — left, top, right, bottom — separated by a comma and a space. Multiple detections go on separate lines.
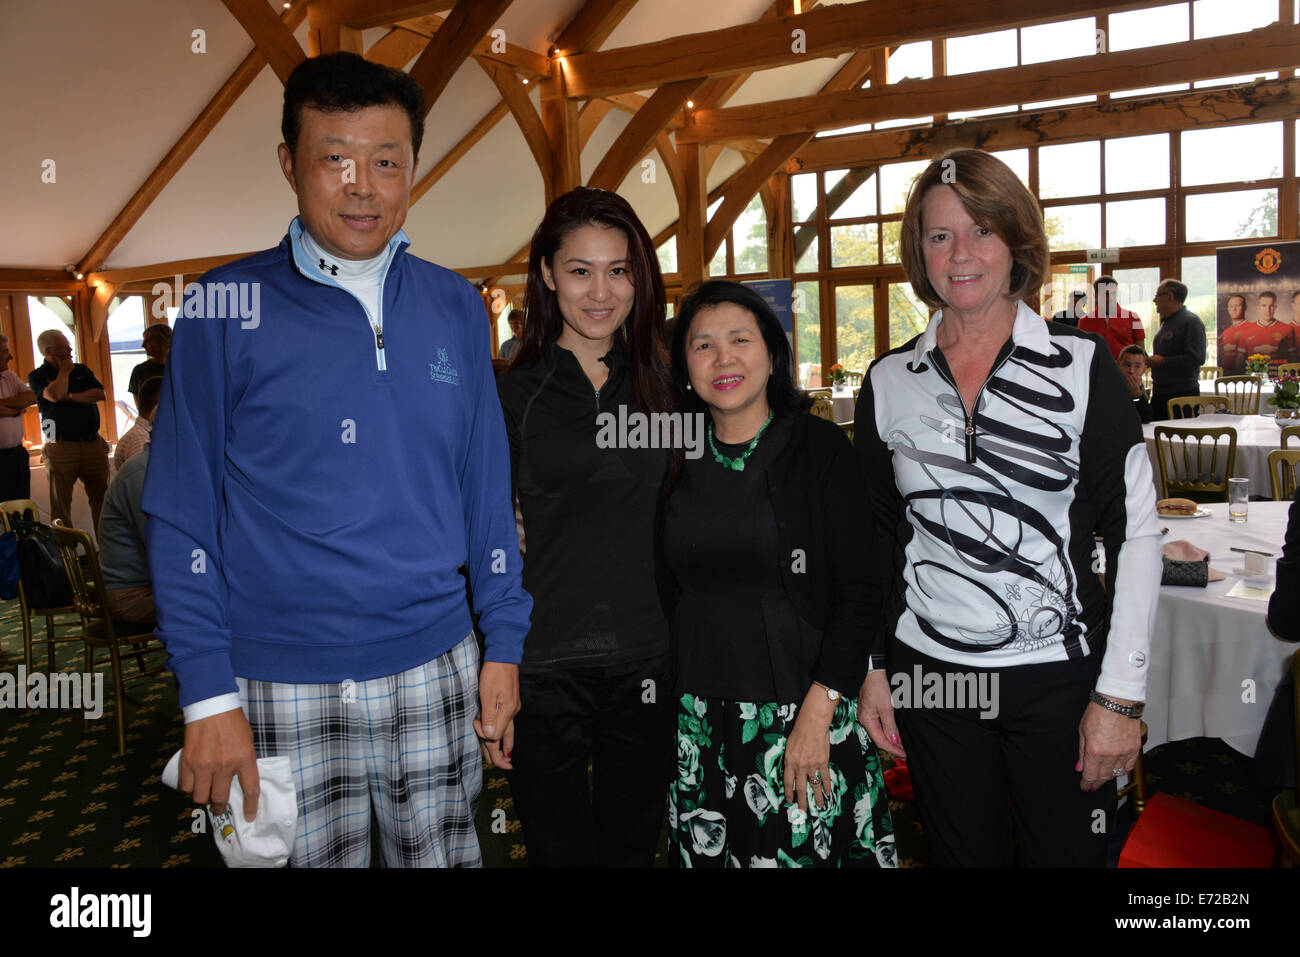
0, 335, 36, 501
113, 375, 160, 470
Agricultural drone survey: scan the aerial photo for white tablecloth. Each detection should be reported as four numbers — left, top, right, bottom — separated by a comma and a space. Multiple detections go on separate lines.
1146, 500, 1293, 755
1142, 413, 1285, 499
832, 387, 855, 424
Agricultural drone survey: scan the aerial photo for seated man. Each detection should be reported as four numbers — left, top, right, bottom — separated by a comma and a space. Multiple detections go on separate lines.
114, 375, 160, 470
99, 445, 154, 625
1117, 345, 1151, 424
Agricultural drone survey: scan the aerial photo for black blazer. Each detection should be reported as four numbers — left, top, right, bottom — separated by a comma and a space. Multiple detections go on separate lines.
657, 412, 884, 702
1268, 488, 1300, 643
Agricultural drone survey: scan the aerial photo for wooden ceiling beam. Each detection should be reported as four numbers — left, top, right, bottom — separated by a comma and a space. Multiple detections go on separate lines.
408, 0, 515, 114
554, 0, 641, 56
702, 49, 876, 259
316, 0, 455, 30
306, 2, 363, 56
480, 61, 553, 186
398, 12, 551, 77
76, 1, 308, 275
789, 75, 1300, 172
365, 27, 429, 68
87, 252, 259, 287
587, 78, 707, 190
219, 0, 308, 85
552, 0, 1158, 99
682, 23, 1300, 142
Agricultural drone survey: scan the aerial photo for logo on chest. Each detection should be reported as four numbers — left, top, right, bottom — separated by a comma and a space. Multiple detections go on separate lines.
429, 347, 459, 385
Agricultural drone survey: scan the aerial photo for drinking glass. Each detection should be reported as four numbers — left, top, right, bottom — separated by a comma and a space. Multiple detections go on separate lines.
1228, 477, 1249, 523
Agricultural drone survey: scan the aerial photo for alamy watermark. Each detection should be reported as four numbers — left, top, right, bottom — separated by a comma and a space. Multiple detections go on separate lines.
151, 274, 260, 329
0, 667, 104, 719
595, 407, 706, 459
890, 665, 1000, 719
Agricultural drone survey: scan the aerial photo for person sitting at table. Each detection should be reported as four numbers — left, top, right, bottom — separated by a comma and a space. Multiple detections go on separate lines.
113, 375, 160, 470
99, 445, 155, 625
1118, 345, 1151, 424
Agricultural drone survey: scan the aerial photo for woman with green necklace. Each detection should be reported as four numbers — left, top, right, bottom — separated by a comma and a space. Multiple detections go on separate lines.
662, 280, 896, 868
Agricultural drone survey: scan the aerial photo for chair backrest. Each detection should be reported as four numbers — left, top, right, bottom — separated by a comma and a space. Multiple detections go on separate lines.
1165, 395, 1228, 420
1152, 426, 1238, 501
846, 371, 863, 387
1277, 362, 1300, 378
809, 396, 835, 421
1199, 365, 1223, 381
1282, 425, 1300, 450
805, 388, 832, 400
1267, 449, 1300, 501
47, 525, 110, 631
1214, 375, 1262, 414
840, 421, 854, 445
0, 498, 41, 531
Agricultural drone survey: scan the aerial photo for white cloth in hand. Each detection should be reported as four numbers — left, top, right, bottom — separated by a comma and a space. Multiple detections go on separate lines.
161, 749, 297, 868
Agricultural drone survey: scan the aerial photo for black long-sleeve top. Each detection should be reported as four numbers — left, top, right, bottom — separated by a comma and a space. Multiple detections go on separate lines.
497, 340, 669, 670
1268, 488, 1300, 643
658, 412, 883, 703
1151, 306, 1207, 398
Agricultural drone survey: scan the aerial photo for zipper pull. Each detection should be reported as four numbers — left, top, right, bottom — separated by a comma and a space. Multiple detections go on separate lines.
374, 325, 384, 350
964, 417, 976, 464
594, 388, 600, 411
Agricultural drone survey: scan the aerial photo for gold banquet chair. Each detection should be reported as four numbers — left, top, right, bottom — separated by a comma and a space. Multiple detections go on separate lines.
1164, 395, 1228, 420
1199, 365, 1223, 381
809, 395, 836, 422
1267, 449, 1300, 502
1215, 375, 1262, 415
1152, 426, 1237, 502
1282, 425, 1300, 450
1277, 362, 1300, 378
0, 498, 79, 673
48, 525, 168, 756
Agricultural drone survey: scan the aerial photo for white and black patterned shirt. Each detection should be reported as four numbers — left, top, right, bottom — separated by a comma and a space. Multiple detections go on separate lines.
856, 301, 1160, 702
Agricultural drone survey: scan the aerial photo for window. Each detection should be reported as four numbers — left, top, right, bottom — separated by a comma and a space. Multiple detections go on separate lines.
879, 160, 927, 215
792, 173, 818, 222
945, 28, 1017, 75
28, 296, 77, 368
657, 236, 677, 274
1020, 16, 1096, 65
835, 285, 875, 376
794, 281, 821, 387
887, 41, 933, 82
1106, 198, 1166, 247
1105, 134, 1169, 192
731, 195, 768, 274
1185, 189, 1277, 241
1108, 3, 1189, 52
1181, 122, 1282, 186
990, 149, 1030, 188
1180, 254, 1218, 360
830, 224, 878, 268
825, 169, 876, 219
1044, 204, 1102, 250
1040, 141, 1100, 198
1192, 0, 1277, 38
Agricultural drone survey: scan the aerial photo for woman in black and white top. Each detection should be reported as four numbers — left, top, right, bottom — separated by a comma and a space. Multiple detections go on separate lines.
854, 149, 1161, 866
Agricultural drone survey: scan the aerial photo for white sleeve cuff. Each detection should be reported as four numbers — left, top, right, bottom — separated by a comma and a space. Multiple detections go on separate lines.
182, 692, 243, 724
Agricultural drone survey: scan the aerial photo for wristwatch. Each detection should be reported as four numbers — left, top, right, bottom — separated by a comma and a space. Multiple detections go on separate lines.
815, 682, 841, 703
1088, 690, 1144, 719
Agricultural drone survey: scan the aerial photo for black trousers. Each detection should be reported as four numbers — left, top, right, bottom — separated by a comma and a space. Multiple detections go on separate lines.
891, 639, 1116, 867
0, 445, 30, 503
509, 655, 674, 867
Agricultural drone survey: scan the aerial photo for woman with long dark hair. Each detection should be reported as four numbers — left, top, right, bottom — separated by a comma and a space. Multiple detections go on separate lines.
496, 187, 677, 866
662, 280, 896, 868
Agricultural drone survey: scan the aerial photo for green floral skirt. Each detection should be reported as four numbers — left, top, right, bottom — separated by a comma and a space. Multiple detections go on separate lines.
669, 693, 896, 868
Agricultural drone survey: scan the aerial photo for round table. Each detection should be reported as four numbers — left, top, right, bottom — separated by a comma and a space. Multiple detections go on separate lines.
1145, 500, 1294, 755
1142, 412, 1286, 499
831, 386, 855, 424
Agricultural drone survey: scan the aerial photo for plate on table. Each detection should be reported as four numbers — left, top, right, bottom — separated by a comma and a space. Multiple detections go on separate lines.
1158, 507, 1212, 519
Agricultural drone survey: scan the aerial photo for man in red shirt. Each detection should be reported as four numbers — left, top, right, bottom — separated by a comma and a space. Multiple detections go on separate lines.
1218, 293, 1249, 374
1078, 275, 1146, 361
1235, 291, 1298, 368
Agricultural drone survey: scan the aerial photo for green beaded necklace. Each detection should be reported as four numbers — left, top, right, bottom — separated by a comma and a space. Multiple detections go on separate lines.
707, 412, 775, 472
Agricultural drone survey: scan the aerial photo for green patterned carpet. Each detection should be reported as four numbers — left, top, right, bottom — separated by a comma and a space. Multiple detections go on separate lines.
0, 596, 1277, 868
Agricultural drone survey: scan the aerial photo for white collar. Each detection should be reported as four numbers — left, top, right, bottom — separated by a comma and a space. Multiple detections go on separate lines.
911, 300, 1050, 367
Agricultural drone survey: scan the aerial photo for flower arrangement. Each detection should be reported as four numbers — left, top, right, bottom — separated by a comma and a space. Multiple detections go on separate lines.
1245, 353, 1271, 375
827, 363, 848, 386
1269, 375, 1300, 415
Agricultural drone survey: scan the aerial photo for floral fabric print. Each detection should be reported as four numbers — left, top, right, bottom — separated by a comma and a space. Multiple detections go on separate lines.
670, 693, 896, 868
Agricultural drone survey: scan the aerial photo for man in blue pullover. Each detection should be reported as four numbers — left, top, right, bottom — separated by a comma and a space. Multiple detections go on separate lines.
143, 53, 531, 867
